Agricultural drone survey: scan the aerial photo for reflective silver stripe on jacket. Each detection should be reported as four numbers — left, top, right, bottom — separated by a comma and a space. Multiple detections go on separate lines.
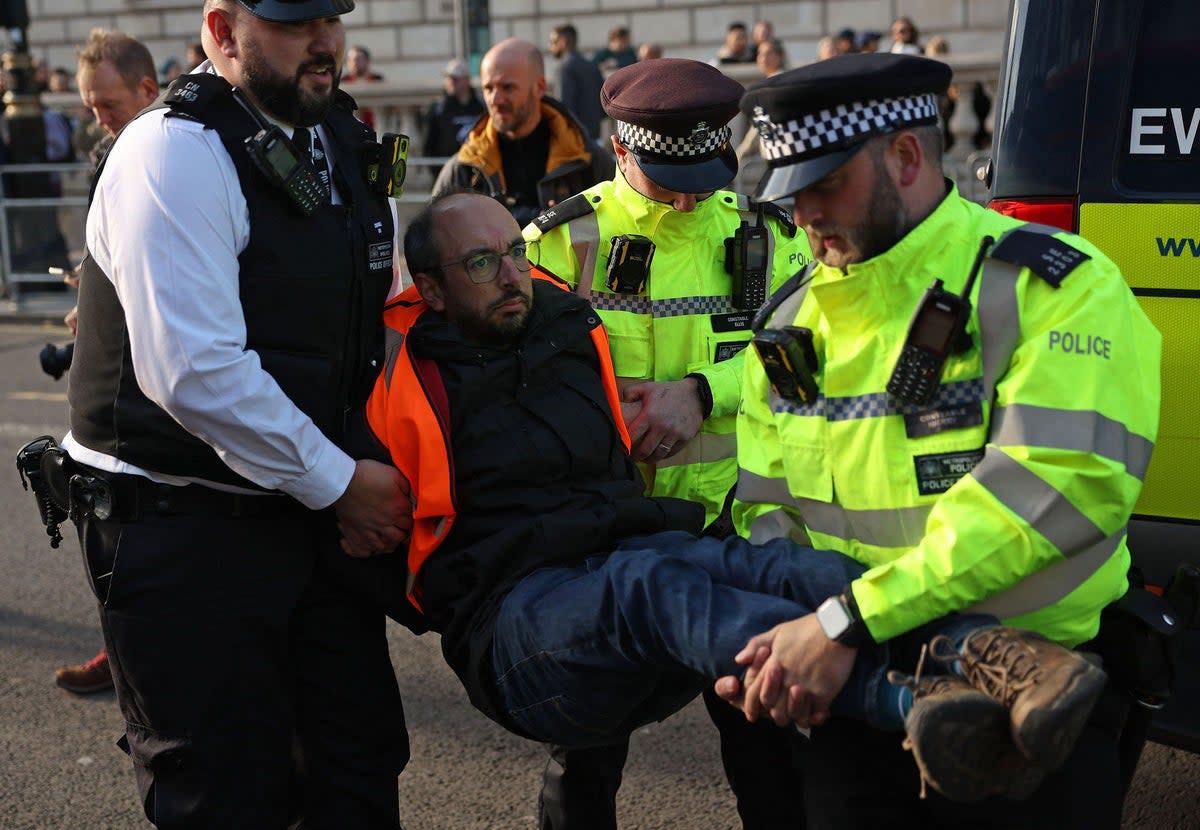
965, 529, 1124, 620
746, 507, 810, 545
571, 209, 602, 299
972, 449, 1106, 554
991, 404, 1155, 480
737, 470, 931, 548
657, 432, 736, 469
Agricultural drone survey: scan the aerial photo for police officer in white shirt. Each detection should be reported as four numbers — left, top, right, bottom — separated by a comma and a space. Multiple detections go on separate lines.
64, 0, 413, 826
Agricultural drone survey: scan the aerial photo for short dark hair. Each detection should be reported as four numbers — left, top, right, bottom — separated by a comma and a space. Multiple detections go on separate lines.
728, 22, 747, 33
351, 45, 371, 60
866, 124, 943, 174
608, 26, 629, 42
552, 24, 578, 49
404, 188, 483, 280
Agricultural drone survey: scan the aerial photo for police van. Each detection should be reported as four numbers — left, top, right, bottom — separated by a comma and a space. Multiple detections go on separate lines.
987, 0, 1198, 756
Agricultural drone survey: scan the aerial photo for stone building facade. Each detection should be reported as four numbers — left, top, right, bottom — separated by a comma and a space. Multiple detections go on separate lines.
25, 0, 1006, 85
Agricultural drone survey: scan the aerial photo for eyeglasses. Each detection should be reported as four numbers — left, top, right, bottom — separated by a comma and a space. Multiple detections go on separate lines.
439, 240, 539, 284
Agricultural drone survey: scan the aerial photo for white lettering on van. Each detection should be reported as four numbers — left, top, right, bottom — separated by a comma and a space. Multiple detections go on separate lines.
1131, 108, 1167, 154
1172, 108, 1200, 154
1130, 107, 1200, 154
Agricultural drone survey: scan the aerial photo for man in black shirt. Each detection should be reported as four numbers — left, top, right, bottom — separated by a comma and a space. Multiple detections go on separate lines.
422, 58, 485, 158
432, 38, 613, 226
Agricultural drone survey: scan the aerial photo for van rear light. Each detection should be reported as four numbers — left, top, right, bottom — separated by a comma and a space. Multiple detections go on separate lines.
987, 198, 1077, 232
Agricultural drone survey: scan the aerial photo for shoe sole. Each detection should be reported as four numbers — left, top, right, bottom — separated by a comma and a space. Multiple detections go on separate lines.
55, 678, 114, 695
906, 693, 1044, 802
1013, 661, 1106, 771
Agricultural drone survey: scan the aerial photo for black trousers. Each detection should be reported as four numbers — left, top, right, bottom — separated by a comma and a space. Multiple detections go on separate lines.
537, 687, 805, 830
790, 629, 1128, 830
792, 702, 1124, 830
79, 506, 408, 829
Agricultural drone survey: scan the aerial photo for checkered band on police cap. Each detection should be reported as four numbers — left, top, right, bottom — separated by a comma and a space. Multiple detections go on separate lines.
616, 119, 733, 161
752, 93, 939, 163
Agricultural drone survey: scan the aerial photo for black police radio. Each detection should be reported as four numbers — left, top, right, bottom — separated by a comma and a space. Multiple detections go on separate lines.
887, 236, 994, 406
725, 206, 770, 310
245, 125, 328, 216
233, 87, 410, 214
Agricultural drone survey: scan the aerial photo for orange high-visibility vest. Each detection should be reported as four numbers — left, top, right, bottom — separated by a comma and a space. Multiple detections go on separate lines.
365, 270, 629, 611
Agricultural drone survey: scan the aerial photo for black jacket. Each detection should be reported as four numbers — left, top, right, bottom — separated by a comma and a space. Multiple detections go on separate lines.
404, 282, 703, 725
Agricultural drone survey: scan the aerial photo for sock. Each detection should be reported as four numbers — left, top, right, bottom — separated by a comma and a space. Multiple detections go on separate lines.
877, 681, 913, 731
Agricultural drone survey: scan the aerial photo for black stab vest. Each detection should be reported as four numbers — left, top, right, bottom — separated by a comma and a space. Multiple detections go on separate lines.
69, 77, 393, 488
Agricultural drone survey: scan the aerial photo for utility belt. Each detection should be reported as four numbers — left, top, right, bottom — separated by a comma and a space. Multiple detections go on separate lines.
16, 435, 301, 548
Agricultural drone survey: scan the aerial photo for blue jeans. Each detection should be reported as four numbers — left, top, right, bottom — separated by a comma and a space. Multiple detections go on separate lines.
491, 531, 990, 747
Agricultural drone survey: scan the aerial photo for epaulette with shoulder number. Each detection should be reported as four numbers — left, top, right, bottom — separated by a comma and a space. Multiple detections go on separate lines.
752, 200, 797, 238
161, 73, 232, 118
988, 225, 1091, 288
529, 192, 596, 235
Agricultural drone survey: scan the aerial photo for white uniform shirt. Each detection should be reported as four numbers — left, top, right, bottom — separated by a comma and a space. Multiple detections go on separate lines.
65, 67, 355, 510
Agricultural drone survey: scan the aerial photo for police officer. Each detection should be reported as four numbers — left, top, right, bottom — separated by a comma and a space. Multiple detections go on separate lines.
524, 58, 813, 830
719, 53, 1161, 828
64, 0, 411, 826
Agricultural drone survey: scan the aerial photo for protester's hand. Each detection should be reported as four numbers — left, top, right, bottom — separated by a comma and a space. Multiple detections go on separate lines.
64, 304, 79, 336
334, 459, 414, 558
621, 378, 705, 462
718, 614, 858, 728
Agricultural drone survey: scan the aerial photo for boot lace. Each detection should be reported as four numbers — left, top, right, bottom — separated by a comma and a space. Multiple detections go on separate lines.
929, 630, 1040, 709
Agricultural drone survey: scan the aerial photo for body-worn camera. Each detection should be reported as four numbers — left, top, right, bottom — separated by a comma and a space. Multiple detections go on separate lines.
725, 221, 770, 310
364, 133, 409, 198
753, 326, 819, 404
245, 125, 327, 216
606, 234, 656, 294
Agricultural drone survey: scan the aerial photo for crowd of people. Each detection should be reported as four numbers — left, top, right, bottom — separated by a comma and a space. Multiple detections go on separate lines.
16, 3, 1165, 830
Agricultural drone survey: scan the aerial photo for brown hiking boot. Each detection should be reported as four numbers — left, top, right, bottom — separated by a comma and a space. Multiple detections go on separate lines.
54, 650, 113, 695
890, 668, 1045, 803
932, 626, 1107, 771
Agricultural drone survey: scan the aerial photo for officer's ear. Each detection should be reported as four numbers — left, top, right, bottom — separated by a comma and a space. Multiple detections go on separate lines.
205, 7, 237, 58
888, 130, 924, 188
413, 270, 447, 312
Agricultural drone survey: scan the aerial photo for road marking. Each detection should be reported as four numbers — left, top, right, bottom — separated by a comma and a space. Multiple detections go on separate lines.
9, 391, 67, 402
0, 420, 67, 437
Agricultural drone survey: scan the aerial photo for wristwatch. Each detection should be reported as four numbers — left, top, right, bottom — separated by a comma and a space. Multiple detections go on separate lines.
816, 592, 871, 648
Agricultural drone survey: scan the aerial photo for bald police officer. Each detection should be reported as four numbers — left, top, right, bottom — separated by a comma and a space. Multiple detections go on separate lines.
524, 58, 813, 830
720, 52, 1160, 829
64, 0, 411, 826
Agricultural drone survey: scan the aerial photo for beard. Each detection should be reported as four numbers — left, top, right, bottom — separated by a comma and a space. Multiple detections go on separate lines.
241, 39, 340, 127
810, 148, 912, 270
490, 88, 538, 136
456, 287, 533, 347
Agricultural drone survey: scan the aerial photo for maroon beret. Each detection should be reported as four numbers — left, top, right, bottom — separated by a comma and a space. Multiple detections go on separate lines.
602, 59, 744, 192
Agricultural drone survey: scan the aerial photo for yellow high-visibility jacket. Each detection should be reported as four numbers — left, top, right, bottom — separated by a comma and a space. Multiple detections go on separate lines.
526, 174, 812, 524
735, 185, 1161, 647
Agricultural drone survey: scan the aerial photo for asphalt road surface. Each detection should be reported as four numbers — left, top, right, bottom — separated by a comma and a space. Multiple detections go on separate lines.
1, 321, 1197, 829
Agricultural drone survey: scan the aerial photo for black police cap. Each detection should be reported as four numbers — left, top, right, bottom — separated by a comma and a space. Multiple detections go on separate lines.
603, 59, 744, 194
237, 0, 355, 22
741, 53, 951, 201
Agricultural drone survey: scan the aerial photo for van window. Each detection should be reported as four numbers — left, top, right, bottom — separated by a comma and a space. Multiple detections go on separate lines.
1117, 0, 1200, 194
992, 0, 1096, 196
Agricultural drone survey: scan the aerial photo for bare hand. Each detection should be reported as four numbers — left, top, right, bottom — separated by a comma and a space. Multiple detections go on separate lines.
716, 614, 858, 728
621, 378, 704, 462
334, 459, 414, 558
64, 304, 79, 336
